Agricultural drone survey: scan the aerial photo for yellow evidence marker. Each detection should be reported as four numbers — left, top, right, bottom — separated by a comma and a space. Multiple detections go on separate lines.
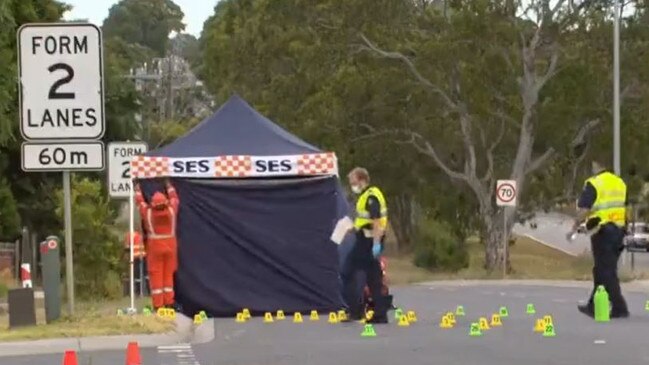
193, 314, 203, 325
533, 318, 545, 332
407, 311, 417, 323
490, 314, 502, 327
235, 312, 246, 323
365, 310, 374, 321
337, 310, 347, 321
439, 315, 453, 329
276, 310, 286, 320
543, 315, 553, 325
242, 308, 251, 319
293, 312, 304, 323
479, 317, 490, 330
264, 312, 274, 323
446, 312, 456, 324
310, 310, 319, 321
398, 314, 410, 327
167, 308, 176, 320
328, 312, 339, 324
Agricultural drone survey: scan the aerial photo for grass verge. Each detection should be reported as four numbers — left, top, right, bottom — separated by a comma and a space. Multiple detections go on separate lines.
0, 297, 173, 342
388, 235, 598, 285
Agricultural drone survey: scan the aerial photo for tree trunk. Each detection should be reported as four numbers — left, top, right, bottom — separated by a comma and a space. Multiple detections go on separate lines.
482, 207, 516, 272
389, 194, 418, 252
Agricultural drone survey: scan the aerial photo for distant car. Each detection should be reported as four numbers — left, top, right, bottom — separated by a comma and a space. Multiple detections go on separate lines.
624, 222, 649, 252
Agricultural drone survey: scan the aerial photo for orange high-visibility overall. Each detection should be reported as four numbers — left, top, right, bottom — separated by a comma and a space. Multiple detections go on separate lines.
135, 184, 179, 309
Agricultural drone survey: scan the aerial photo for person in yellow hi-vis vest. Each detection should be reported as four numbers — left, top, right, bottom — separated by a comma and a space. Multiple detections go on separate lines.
342, 167, 390, 324
567, 158, 629, 318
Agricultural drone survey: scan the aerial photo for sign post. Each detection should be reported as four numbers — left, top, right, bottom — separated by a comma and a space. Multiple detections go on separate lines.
496, 180, 517, 278
107, 142, 148, 312
18, 23, 105, 315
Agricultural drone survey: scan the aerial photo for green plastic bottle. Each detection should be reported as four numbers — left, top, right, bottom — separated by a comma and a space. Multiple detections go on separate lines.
594, 285, 610, 322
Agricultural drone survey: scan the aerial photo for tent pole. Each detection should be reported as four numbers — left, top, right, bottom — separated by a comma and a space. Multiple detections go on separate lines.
129, 182, 135, 313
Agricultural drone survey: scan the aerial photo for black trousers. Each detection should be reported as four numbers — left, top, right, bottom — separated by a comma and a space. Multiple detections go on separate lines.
587, 223, 628, 313
342, 255, 388, 320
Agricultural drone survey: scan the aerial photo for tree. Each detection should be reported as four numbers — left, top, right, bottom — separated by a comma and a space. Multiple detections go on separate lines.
0, 0, 70, 235
102, 0, 185, 56
198, 0, 649, 272
55, 177, 123, 299
358, 0, 623, 270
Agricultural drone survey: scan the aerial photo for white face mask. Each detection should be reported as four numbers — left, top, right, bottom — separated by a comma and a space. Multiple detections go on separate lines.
351, 185, 362, 194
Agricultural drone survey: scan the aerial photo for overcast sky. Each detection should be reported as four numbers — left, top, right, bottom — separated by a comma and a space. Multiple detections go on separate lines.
62, 0, 219, 36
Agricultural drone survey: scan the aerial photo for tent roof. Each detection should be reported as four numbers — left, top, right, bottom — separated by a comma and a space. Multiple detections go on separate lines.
147, 94, 322, 158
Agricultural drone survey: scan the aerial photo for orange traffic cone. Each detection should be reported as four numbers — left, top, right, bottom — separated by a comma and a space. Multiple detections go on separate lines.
62, 350, 78, 365
125, 341, 141, 365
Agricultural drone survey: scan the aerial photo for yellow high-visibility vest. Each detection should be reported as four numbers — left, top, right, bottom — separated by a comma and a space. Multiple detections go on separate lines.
354, 186, 388, 230
585, 172, 626, 227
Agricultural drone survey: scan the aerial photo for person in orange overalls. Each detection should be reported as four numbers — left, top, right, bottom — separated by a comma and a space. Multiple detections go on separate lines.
134, 179, 179, 310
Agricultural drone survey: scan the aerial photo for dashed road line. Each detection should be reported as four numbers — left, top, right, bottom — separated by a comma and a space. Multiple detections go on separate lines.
158, 344, 201, 365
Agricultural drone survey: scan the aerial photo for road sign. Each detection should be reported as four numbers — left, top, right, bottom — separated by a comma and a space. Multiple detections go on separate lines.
108, 142, 148, 198
18, 23, 104, 140
21, 141, 104, 171
496, 180, 517, 207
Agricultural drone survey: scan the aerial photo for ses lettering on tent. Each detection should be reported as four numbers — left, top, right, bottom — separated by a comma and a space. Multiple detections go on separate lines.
167, 157, 297, 177
173, 159, 211, 173
254, 159, 292, 173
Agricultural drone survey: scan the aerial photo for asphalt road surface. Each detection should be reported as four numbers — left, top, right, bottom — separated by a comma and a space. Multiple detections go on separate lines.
4, 283, 649, 365
192, 284, 649, 365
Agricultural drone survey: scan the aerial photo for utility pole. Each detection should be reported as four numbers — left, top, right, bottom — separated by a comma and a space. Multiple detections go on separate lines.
613, 0, 621, 176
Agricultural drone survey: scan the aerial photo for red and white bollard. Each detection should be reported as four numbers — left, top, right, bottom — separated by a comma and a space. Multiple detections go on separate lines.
20, 263, 32, 288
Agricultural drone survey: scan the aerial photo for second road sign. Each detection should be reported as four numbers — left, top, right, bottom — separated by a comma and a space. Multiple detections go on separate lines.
108, 142, 148, 198
496, 180, 517, 207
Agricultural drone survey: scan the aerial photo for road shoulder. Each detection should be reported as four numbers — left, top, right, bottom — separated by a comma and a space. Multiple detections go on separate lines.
0, 315, 214, 357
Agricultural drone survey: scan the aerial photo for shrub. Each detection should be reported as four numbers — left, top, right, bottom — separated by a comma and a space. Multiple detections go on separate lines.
0, 178, 20, 240
55, 177, 123, 300
413, 218, 469, 271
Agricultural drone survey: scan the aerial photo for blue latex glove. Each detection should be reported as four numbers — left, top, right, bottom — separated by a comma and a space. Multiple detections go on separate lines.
372, 241, 382, 258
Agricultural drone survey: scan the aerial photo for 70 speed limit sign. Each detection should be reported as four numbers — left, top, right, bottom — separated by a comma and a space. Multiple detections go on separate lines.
496, 180, 517, 207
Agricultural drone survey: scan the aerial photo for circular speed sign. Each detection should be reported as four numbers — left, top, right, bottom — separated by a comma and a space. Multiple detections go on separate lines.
496, 180, 517, 206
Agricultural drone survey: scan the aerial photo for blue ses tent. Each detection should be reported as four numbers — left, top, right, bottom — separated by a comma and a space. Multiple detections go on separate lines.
132, 95, 351, 317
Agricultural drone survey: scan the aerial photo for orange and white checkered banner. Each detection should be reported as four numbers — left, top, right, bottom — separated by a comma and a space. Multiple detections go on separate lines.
130, 153, 338, 179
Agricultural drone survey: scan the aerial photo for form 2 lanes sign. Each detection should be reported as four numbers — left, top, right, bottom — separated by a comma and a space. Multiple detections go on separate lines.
17, 23, 104, 140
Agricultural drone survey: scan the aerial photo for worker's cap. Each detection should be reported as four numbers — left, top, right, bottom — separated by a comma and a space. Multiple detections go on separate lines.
151, 191, 168, 207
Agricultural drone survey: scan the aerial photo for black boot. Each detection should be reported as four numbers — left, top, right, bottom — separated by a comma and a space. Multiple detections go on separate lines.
367, 295, 389, 324
577, 303, 594, 318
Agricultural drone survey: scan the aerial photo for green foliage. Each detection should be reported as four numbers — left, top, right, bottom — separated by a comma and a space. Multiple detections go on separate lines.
149, 118, 201, 149
197, 0, 649, 270
102, 0, 185, 56
412, 218, 469, 272
0, 178, 20, 240
55, 177, 123, 300
0, 0, 71, 236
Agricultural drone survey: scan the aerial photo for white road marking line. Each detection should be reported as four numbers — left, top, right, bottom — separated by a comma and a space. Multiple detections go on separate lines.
158, 349, 191, 353
594, 339, 606, 344
158, 343, 202, 365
